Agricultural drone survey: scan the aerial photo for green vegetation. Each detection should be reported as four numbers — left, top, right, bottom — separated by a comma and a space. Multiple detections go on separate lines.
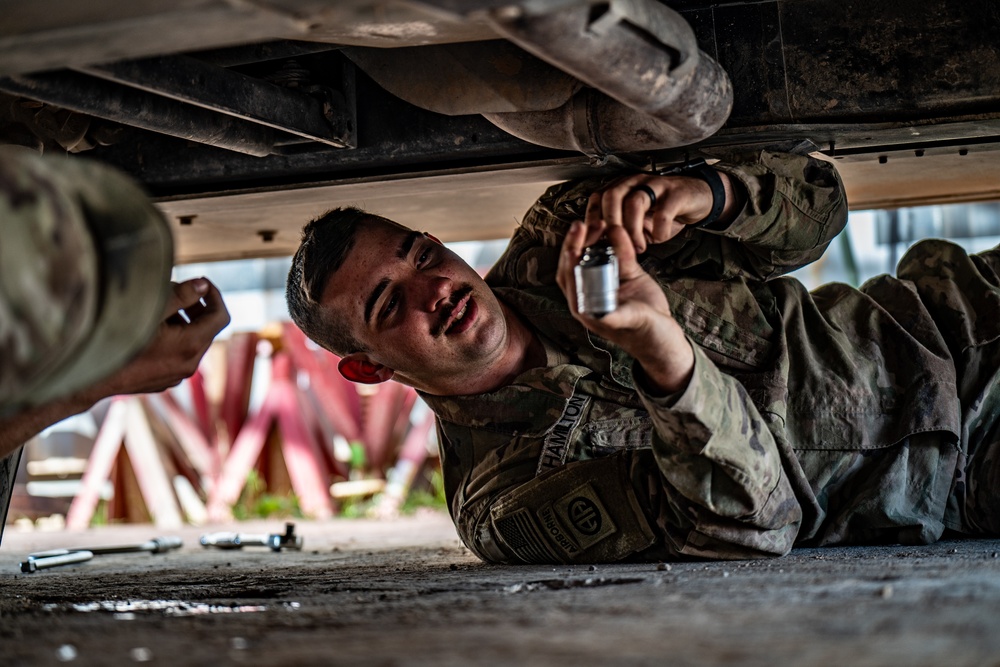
400, 467, 446, 514
232, 469, 302, 520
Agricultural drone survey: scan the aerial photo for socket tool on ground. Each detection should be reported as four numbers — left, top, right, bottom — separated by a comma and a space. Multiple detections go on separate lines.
200, 522, 303, 551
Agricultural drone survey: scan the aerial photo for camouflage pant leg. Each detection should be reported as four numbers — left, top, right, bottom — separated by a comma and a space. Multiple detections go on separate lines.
897, 240, 1000, 534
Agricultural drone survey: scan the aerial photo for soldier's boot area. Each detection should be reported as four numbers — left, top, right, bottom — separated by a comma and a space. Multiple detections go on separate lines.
0, 147, 174, 543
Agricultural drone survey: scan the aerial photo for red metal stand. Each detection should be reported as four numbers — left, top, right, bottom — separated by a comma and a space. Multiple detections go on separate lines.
66, 397, 185, 530
219, 331, 258, 447
148, 391, 220, 488
281, 323, 362, 442
281, 322, 419, 477
206, 351, 334, 522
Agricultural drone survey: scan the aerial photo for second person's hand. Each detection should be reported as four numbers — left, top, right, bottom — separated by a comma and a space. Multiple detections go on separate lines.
91, 278, 231, 398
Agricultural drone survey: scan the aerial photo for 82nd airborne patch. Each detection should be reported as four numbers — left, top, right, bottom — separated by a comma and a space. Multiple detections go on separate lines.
490, 456, 655, 564
538, 482, 617, 556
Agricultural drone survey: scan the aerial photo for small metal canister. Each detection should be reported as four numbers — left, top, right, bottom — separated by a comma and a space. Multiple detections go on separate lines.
574, 244, 618, 317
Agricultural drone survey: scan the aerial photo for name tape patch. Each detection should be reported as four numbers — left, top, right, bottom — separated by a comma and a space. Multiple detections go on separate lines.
537, 394, 589, 475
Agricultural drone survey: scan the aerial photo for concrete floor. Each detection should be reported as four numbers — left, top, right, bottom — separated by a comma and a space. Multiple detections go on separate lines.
2, 512, 1000, 666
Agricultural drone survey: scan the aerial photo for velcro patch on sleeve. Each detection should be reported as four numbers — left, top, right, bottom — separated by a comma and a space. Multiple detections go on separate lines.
490, 455, 656, 564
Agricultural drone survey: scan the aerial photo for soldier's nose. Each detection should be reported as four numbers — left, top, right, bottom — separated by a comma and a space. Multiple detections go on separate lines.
421, 276, 452, 312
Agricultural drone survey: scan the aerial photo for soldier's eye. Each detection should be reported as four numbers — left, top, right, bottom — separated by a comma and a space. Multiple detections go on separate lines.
382, 295, 398, 320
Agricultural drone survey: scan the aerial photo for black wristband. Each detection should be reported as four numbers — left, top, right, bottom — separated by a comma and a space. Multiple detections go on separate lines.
657, 158, 727, 228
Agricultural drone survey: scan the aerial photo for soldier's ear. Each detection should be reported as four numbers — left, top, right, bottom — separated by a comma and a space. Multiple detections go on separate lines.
423, 232, 443, 246
338, 354, 395, 384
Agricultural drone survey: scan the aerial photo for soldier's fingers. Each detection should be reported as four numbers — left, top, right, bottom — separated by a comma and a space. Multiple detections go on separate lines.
600, 180, 635, 231
556, 221, 588, 303
163, 278, 211, 319
163, 280, 212, 326
605, 223, 638, 269
169, 294, 229, 370
621, 189, 652, 254
162, 282, 183, 319
185, 281, 231, 337
583, 192, 607, 244
603, 176, 656, 242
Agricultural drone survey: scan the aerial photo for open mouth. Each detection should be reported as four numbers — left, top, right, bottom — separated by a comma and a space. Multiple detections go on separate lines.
441, 288, 475, 336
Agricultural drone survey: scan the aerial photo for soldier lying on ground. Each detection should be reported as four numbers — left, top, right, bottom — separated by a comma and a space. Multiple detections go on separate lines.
0, 148, 229, 533
288, 149, 1000, 563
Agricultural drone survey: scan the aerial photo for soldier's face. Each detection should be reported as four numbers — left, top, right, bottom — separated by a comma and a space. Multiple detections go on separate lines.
322, 221, 511, 395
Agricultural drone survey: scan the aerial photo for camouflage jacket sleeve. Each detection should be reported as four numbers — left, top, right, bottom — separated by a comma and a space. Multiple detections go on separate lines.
486, 150, 847, 288
633, 342, 802, 559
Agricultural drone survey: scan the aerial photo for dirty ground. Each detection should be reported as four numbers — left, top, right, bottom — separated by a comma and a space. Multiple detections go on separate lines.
2, 512, 1000, 666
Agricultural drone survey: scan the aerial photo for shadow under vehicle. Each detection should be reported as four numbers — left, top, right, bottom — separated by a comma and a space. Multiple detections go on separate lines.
1, 0, 998, 264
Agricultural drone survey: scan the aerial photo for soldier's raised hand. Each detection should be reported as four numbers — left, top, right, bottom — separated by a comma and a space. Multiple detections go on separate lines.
94, 278, 230, 397
581, 168, 741, 254
556, 220, 694, 394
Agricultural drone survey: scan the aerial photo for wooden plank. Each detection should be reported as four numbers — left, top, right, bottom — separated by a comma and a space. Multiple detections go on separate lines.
122, 399, 183, 529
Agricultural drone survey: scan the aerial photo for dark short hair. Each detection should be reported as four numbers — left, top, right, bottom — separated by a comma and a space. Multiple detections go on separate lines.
286, 207, 373, 356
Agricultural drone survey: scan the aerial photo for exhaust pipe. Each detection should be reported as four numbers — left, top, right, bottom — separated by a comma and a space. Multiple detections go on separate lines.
485, 0, 731, 153
345, 0, 731, 156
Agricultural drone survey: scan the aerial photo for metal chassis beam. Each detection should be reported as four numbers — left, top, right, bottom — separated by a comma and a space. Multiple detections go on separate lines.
0, 71, 277, 157
77, 55, 355, 149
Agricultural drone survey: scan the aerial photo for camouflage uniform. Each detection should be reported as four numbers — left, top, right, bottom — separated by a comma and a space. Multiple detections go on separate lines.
0, 147, 173, 539
0, 146, 173, 413
423, 150, 1000, 564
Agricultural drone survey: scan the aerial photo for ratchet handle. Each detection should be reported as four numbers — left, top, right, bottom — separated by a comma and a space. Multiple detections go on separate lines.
20, 550, 94, 573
